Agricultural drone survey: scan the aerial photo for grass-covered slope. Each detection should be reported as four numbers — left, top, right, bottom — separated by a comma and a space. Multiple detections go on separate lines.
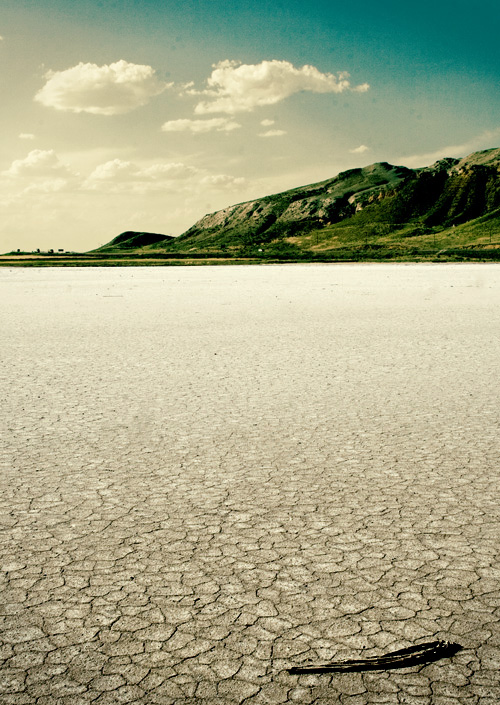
94, 231, 173, 252
168, 162, 413, 251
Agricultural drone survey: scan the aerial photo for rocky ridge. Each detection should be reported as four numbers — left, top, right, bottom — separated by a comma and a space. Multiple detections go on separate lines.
97, 148, 500, 254
175, 163, 413, 248
172, 148, 500, 250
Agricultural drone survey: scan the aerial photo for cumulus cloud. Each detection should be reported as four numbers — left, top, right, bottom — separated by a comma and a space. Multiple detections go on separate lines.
259, 129, 287, 138
161, 117, 241, 133
349, 144, 370, 154
140, 163, 199, 179
84, 158, 245, 194
19, 133, 36, 140
2, 150, 78, 198
260, 119, 275, 127
352, 83, 370, 93
34, 60, 168, 115
85, 159, 197, 188
3, 149, 74, 178
86, 159, 139, 182
200, 174, 246, 189
192, 60, 369, 114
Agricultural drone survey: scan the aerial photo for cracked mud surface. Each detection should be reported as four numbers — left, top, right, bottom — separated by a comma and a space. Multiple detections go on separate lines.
1, 264, 500, 704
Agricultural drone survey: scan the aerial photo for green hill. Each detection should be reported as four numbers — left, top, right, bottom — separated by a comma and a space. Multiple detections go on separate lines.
96, 148, 500, 261
94, 231, 173, 252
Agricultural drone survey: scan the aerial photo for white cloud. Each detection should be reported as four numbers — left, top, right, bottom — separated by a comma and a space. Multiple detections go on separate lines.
3, 149, 74, 178
34, 60, 169, 115
1, 150, 78, 201
83, 158, 245, 194
349, 144, 369, 154
161, 117, 241, 133
200, 174, 246, 189
259, 129, 287, 138
86, 159, 138, 181
140, 163, 199, 179
24, 178, 70, 194
19, 133, 36, 140
193, 60, 369, 114
84, 159, 197, 189
261, 119, 275, 127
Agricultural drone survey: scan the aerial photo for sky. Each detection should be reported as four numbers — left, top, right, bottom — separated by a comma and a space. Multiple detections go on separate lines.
1, 0, 499, 252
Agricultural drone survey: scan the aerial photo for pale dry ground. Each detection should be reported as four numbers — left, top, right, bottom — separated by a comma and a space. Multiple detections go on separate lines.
1, 264, 500, 705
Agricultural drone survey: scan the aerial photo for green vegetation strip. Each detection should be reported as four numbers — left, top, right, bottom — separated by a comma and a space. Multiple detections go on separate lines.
2, 247, 500, 266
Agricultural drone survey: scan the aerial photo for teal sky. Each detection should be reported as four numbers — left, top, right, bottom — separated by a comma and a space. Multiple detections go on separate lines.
1, 0, 499, 252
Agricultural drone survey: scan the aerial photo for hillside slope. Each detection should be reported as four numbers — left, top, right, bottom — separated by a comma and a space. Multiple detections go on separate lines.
97, 148, 500, 259
95, 231, 173, 252
174, 162, 413, 249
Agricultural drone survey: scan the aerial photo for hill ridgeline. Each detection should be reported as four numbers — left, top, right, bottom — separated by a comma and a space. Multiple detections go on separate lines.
96, 148, 500, 258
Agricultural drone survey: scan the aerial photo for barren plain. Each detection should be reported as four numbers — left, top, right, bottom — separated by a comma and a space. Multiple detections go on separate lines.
1, 264, 500, 704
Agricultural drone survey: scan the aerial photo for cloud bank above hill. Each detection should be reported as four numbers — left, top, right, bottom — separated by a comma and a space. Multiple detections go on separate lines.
35, 60, 169, 115
2, 149, 247, 201
82, 158, 246, 193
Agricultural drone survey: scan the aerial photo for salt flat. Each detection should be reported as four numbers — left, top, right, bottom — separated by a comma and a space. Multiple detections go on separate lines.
1, 264, 500, 704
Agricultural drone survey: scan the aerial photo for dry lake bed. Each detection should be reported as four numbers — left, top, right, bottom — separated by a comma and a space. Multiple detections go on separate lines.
1, 263, 500, 704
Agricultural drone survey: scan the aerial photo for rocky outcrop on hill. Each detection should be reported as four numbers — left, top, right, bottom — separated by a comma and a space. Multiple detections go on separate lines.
362, 149, 500, 228
175, 162, 413, 248
172, 148, 500, 249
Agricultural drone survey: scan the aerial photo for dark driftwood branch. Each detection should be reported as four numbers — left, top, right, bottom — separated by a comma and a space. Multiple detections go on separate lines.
288, 640, 462, 674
